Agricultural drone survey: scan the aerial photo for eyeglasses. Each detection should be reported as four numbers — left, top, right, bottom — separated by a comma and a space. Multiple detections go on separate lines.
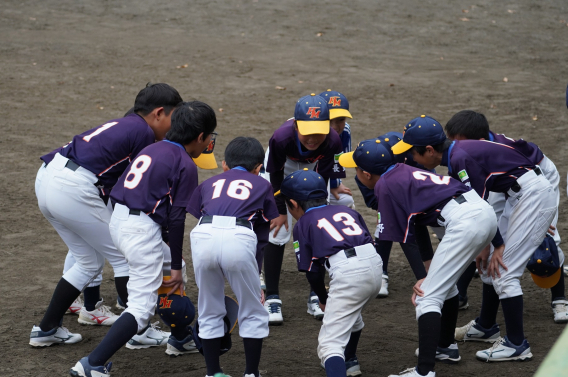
202, 132, 217, 154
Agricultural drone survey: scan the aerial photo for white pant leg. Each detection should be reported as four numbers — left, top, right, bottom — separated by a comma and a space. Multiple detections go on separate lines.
317, 245, 383, 363
416, 191, 497, 318
64, 251, 103, 287
539, 157, 563, 263
328, 193, 355, 208
111, 204, 166, 332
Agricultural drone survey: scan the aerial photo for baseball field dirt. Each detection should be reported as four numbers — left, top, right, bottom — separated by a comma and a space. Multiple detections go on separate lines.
1, 0, 568, 376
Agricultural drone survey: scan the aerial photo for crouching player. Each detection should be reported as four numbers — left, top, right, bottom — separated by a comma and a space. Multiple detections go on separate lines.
70, 101, 217, 377
278, 169, 382, 377
186, 137, 280, 377
339, 137, 497, 377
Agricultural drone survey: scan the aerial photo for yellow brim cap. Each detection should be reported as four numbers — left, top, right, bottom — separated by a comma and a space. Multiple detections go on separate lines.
329, 108, 353, 119
531, 269, 561, 289
338, 151, 358, 168
192, 153, 218, 170
296, 120, 330, 135
391, 140, 413, 155
273, 190, 281, 197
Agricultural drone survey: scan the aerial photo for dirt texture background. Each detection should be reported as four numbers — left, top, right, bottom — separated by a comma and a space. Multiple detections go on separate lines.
1, 1, 568, 376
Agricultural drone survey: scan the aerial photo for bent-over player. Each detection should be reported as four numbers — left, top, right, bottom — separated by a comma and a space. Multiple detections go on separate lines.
187, 137, 279, 377
70, 101, 217, 377
278, 169, 382, 377
341, 135, 497, 377
393, 115, 556, 362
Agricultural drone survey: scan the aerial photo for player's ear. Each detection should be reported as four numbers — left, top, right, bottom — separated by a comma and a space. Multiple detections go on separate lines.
221, 161, 230, 172
197, 132, 205, 143
289, 199, 299, 209
251, 163, 262, 176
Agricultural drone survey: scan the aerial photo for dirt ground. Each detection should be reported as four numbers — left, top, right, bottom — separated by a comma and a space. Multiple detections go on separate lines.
2, 0, 568, 376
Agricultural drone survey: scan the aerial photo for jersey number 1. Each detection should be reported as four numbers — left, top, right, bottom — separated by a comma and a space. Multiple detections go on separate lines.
317, 212, 363, 242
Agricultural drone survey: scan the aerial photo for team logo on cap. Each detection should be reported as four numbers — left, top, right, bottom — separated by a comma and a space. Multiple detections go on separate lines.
159, 296, 173, 309
328, 97, 342, 107
306, 107, 321, 118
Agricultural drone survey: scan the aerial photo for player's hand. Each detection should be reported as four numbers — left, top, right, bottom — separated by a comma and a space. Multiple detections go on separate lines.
319, 303, 326, 312
260, 289, 265, 305
163, 269, 184, 297
330, 184, 353, 200
476, 244, 491, 273
548, 224, 556, 236
270, 214, 288, 237
488, 244, 508, 279
412, 278, 426, 306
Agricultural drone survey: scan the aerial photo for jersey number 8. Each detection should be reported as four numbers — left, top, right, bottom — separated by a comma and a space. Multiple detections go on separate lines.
124, 155, 152, 189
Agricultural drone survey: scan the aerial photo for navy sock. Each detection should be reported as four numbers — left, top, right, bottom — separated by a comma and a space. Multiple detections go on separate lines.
202, 337, 223, 376
264, 243, 285, 297
324, 356, 346, 377
171, 325, 191, 341
344, 330, 361, 361
439, 295, 459, 348
83, 285, 101, 311
375, 239, 392, 274
417, 312, 441, 376
456, 261, 476, 300
243, 338, 263, 377
501, 295, 524, 345
114, 276, 129, 308
88, 313, 138, 366
478, 283, 500, 329
550, 272, 565, 302
39, 278, 81, 332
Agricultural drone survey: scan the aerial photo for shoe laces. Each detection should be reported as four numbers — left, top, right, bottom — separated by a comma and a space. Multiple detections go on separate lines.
148, 321, 168, 336
95, 305, 116, 317
59, 325, 72, 335
487, 337, 506, 357
267, 301, 281, 314
462, 319, 477, 333
553, 302, 568, 314
399, 367, 417, 375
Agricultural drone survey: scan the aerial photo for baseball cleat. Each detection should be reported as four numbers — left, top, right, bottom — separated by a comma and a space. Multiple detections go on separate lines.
307, 292, 324, 320
415, 342, 461, 364
264, 295, 284, 325
345, 356, 362, 376
454, 318, 500, 342
458, 295, 469, 310
165, 333, 199, 356
115, 296, 126, 311
30, 325, 82, 347
126, 322, 170, 349
563, 265, 568, 277
475, 336, 533, 362
552, 299, 568, 323
388, 367, 435, 377
377, 274, 389, 298
78, 302, 119, 326
260, 272, 266, 291
66, 297, 84, 315
69, 356, 112, 377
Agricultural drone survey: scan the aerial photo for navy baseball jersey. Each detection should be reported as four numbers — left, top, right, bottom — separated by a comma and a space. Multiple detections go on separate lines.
50, 114, 155, 193
293, 205, 373, 272
375, 164, 470, 244
443, 140, 536, 199
488, 131, 544, 166
330, 124, 352, 189
111, 140, 198, 227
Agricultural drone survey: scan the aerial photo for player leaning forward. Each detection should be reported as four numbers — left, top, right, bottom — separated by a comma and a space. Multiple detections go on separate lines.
340, 133, 497, 377
70, 101, 217, 377
394, 116, 556, 363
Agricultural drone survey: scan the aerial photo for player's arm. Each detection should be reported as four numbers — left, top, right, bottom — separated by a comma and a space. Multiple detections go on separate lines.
306, 269, 327, 305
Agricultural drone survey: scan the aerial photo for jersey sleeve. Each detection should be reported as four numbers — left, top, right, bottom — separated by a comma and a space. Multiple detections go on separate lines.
449, 151, 486, 198
186, 184, 204, 219
265, 135, 287, 174
262, 182, 281, 221
171, 162, 198, 209
316, 136, 346, 179
131, 126, 156, 161
375, 183, 412, 243
293, 222, 316, 272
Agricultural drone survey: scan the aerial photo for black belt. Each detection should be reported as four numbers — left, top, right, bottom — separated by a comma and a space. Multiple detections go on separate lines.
437, 194, 467, 223
325, 247, 357, 268
129, 209, 141, 216
200, 216, 252, 229
65, 159, 81, 171
510, 167, 542, 193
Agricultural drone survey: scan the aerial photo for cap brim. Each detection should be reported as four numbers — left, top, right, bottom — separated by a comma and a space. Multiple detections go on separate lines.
338, 152, 358, 168
329, 108, 353, 119
391, 140, 413, 155
531, 269, 561, 288
273, 190, 281, 197
192, 153, 218, 170
296, 120, 330, 135
224, 296, 239, 334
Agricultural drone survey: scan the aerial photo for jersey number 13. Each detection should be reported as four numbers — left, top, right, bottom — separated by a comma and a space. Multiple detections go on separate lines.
317, 213, 363, 242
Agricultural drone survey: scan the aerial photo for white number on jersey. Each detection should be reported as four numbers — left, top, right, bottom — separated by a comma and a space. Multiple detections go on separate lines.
211, 179, 253, 200
124, 155, 152, 189
317, 212, 364, 242
412, 171, 450, 185
83, 122, 119, 142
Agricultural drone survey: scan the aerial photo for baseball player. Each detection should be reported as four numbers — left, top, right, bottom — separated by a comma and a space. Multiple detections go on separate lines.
445, 110, 567, 322
393, 115, 556, 362
30, 83, 183, 348
277, 169, 382, 377
187, 137, 279, 377
262, 93, 346, 324
340, 135, 497, 377
70, 101, 216, 377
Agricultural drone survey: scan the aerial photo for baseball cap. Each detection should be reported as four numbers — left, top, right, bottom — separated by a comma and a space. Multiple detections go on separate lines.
338, 138, 395, 175
391, 115, 446, 155
192, 295, 239, 355
277, 168, 328, 201
192, 132, 218, 169
527, 235, 561, 289
318, 90, 352, 119
294, 93, 330, 136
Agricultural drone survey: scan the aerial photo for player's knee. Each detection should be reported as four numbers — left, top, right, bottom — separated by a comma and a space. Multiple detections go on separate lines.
156, 294, 196, 329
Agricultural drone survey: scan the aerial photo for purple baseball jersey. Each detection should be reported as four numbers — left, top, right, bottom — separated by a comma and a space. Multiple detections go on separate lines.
444, 140, 536, 199
375, 164, 470, 244
488, 131, 544, 166
293, 205, 374, 272
45, 114, 155, 193
110, 140, 198, 227
40, 145, 66, 165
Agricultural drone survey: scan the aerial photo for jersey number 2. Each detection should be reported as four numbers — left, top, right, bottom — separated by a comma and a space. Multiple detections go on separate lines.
211, 179, 252, 200
317, 213, 363, 242
124, 155, 152, 189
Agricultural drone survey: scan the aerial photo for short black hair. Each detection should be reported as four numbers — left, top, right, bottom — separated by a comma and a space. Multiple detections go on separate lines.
412, 138, 453, 156
445, 110, 490, 140
134, 83, 183, 116
166, 101, 217, 145
224, 137, 265, 172
283, 196, 328, 212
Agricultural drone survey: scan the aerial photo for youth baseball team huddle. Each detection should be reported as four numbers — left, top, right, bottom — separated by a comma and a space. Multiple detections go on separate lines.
31, 82, 567, 377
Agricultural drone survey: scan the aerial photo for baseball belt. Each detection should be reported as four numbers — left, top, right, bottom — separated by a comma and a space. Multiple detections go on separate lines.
510, 166, 542, 193
437, 194, 467, 223
199, 215, 252, 229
